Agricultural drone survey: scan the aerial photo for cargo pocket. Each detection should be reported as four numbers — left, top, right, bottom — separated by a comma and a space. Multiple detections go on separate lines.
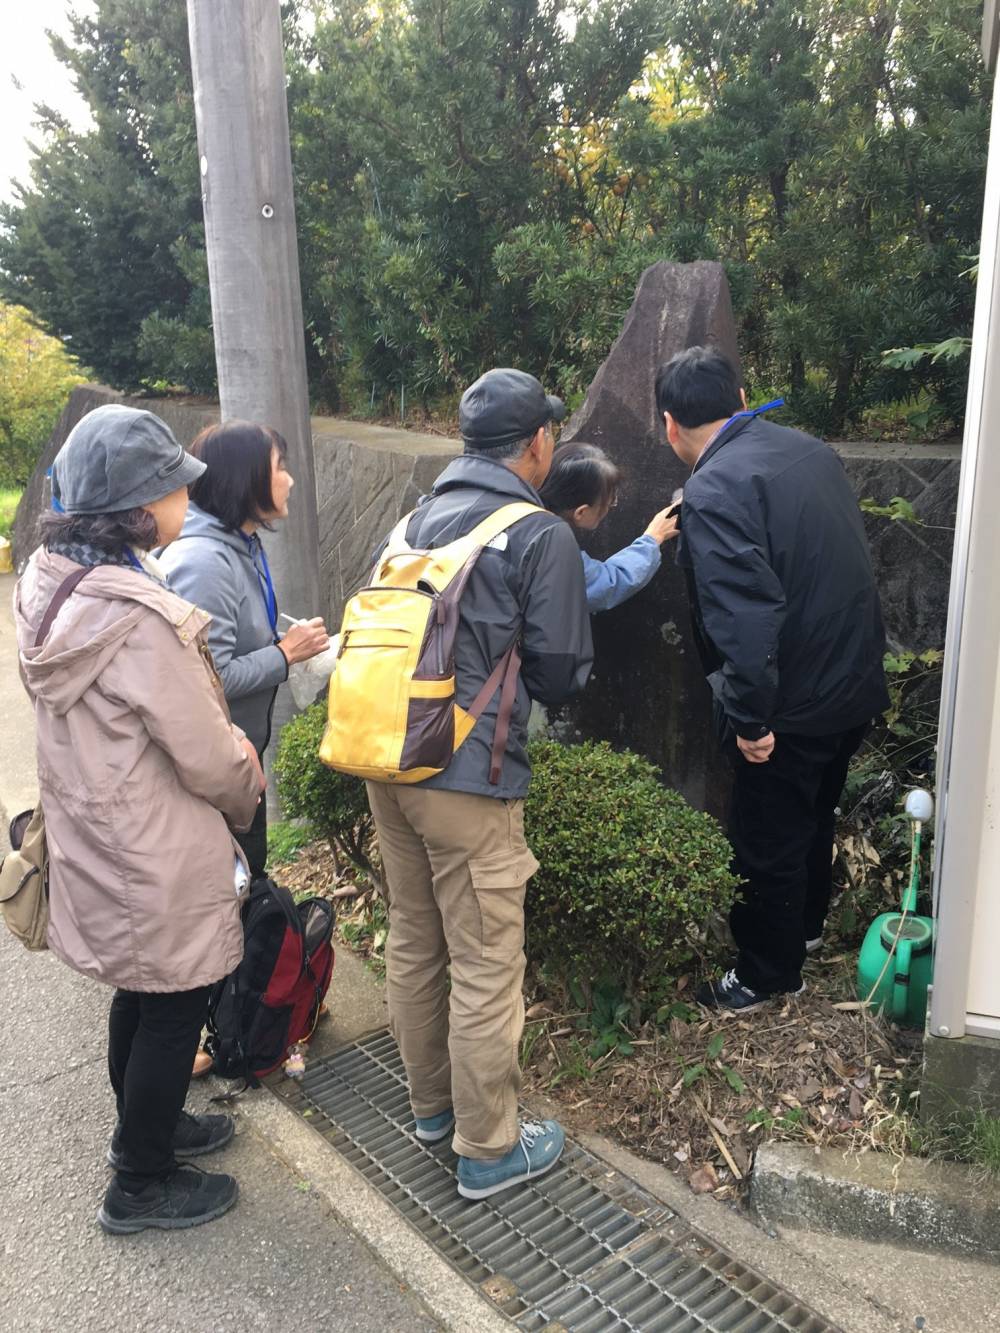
468, 848, 539, 962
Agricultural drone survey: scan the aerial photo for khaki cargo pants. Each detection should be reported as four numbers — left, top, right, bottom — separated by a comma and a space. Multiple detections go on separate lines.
366, 783, 538, 1160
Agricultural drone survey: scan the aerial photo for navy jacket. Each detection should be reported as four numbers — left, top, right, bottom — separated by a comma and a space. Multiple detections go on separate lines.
676, 415, 889, 739
388, 455, 593, 799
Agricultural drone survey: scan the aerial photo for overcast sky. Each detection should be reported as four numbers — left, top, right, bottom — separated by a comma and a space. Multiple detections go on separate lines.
1, 4, 96, 206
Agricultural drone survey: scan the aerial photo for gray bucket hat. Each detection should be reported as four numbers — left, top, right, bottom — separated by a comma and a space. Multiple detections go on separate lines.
52, 405, 206, 515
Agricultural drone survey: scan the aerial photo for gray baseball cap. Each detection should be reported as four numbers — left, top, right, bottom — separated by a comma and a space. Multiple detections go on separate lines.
459, 368, 565, 451
52, 405, 206, 515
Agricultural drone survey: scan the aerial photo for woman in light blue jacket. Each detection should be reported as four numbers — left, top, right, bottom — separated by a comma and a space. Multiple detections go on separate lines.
540, 443, 678, 612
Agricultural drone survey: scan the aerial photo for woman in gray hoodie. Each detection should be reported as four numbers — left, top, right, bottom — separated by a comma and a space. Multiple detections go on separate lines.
159, 421, 329, 882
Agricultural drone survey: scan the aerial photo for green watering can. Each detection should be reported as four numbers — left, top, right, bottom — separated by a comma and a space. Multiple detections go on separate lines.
855, 789, 935, 1028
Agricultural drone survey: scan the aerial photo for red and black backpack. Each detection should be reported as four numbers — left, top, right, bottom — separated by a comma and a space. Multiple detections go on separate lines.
206, 876, 334, 1085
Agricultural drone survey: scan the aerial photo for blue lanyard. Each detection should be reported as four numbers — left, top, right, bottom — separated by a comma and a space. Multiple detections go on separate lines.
123, 546, 144, 572
707, 397, 785, 449
240, 531, 279, 636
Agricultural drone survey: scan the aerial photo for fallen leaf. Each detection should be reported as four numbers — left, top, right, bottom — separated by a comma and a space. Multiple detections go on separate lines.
689, 1163, 719, 1194
849, 1089, 865, 1119
526, 1001, 553, 1020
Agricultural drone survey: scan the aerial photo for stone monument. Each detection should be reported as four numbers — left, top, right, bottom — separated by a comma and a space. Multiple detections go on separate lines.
556, 259, 742, 816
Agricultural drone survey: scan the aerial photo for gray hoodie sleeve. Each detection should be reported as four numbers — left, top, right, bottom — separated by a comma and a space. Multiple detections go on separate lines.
516, 518, 593, 704
164, 546, 288, 702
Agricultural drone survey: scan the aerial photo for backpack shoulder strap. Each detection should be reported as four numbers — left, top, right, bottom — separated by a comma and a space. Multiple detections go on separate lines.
33, 567, 92, 648
372, 501, 542, 589
459, 502, 544, 551
383, 510, 416, 558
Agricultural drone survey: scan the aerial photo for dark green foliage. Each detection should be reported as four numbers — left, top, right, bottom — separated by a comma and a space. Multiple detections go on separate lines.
0, 0, 989, 433
523, 739, 737, 987
273, 702, 380, 886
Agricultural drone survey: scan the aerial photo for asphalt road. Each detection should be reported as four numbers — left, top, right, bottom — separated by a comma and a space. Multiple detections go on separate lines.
0, 570, 439, 1333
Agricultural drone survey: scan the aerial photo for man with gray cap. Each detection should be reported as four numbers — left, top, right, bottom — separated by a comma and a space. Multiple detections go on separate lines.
365, 368, 593, 1200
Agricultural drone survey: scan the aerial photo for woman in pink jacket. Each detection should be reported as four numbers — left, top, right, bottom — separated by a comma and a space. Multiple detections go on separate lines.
14, 405, 264, 1235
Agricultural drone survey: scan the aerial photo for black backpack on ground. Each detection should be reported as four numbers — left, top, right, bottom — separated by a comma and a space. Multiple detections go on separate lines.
205, 875, 335, 1085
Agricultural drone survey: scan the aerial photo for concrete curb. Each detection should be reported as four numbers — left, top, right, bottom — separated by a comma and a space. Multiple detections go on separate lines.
241, 1089, 510, 1333
751, 1141, 1000, 1262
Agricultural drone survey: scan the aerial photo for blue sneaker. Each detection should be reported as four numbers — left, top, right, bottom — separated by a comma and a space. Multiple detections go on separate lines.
457, 1120, 565, 1199
414, 1107, 455, 1143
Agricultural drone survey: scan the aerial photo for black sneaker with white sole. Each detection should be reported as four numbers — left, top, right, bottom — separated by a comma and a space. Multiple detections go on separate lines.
97, 1164, 238, 1234
696, 968, 805, 1011
107, 1111, 234, 1170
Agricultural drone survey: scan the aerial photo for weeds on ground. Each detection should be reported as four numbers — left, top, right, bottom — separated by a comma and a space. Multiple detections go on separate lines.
521, 950, 926, 1199
266, 819, 317, 866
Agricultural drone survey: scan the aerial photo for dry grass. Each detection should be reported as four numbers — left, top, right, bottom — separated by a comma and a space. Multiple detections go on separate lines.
521, 952, 923, 1201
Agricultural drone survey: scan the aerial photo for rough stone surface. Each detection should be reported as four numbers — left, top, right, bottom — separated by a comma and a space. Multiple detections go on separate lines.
311, 427, 457, 628
838, 444, 960, 652
554, 261, 746, 814
921, 1030, 1000, 1121
751, 1140, 1000, 1262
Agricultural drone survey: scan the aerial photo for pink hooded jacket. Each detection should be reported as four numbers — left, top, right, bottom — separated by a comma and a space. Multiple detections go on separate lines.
14, 548, 262, 992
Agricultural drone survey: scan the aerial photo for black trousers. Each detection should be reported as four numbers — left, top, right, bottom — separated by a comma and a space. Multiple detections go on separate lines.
108, 985, 212, 1189
236, 794, 268, 880
725, 723, 868, 993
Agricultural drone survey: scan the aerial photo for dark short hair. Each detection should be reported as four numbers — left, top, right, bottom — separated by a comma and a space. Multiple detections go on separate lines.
539, 442, 620, 515
188, 421, 288, 531
654, 346, 742, 428
40, 507, 159, 553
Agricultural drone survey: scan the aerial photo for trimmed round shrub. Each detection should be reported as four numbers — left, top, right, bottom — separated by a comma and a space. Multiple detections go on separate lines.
524, 738, 736, 986
274, 702, 380, 886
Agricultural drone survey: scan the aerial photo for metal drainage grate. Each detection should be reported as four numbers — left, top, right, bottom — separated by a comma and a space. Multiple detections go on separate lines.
270, 1031, 841, 1333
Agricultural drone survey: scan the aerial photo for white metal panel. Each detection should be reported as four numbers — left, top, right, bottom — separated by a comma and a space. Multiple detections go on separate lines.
966, 644, 1000, 1021
929, 70, 1000, 1040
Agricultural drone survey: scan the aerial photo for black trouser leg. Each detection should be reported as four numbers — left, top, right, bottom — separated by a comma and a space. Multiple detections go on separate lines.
108, 990, 142, 1123
726, 726, 867, 993
803, 724, 869, 940
236, 771, 268, 880
107, 985, 212, 1191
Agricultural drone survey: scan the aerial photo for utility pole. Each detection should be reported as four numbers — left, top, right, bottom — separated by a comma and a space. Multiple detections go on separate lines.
186, 0, 322, 783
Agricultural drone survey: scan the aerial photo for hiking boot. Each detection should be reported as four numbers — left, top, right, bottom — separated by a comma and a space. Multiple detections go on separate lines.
97, 1165, 238, 1234
457, 1120, 565, 1199
107, 1111, 235, 1170
696, 968, 805, 1012
414, 1107, 455, 1143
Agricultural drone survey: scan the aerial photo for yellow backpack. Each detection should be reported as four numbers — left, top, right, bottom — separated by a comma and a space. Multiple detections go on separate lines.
319, 501, 542, 785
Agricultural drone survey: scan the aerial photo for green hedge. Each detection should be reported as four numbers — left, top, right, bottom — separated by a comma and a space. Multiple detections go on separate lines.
274, 713, 736, 989
273, 702, 380, 887
524, 739, 736, 987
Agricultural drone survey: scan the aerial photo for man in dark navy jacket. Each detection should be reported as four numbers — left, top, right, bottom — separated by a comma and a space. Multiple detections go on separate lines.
656, 346, 889, 1011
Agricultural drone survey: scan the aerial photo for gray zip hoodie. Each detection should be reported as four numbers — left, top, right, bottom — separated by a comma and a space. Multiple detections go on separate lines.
158, 503, 288, 753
